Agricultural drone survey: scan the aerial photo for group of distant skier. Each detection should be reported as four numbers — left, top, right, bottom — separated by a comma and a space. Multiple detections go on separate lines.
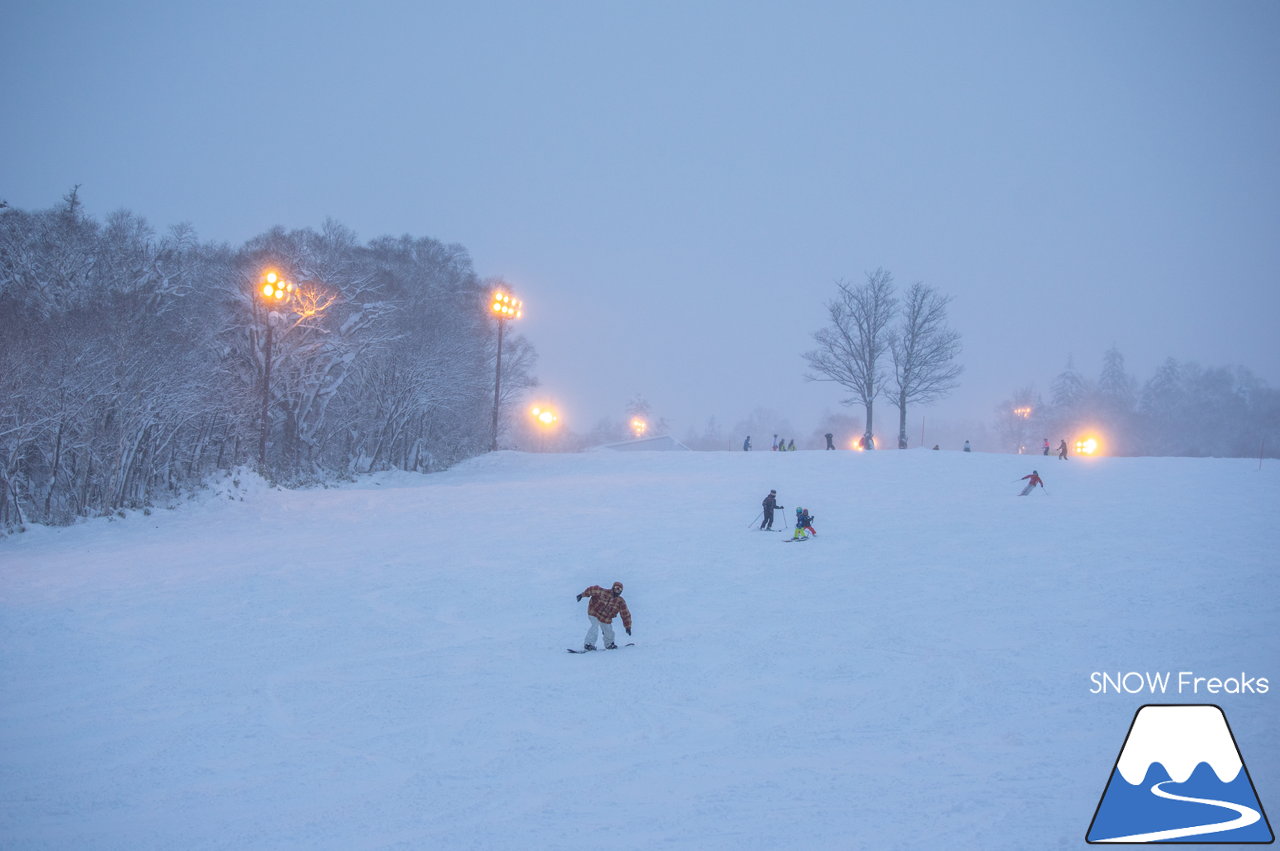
742, 435, 800, 451
572, 432, 1070, 650
743, 433, 862, 451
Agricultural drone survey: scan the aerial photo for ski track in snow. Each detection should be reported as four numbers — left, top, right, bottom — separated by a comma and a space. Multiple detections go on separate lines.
1093, 779, 1262, 843
1, 450, 1277, 850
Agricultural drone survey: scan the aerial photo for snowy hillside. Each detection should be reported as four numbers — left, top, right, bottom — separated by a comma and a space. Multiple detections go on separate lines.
2, 449, 1277, 849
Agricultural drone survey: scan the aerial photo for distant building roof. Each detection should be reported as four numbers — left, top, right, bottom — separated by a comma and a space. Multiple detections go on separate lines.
595, 435, 691, 452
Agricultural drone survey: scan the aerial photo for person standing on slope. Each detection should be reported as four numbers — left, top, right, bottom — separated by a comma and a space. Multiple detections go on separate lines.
1019, 470, 1045, 496
760, 489, 783, 530
800, 507, 817, 537
743, 435, 752, 451
576, 581, 632, 651
1057, 439, 1068, 460
792, 507, 816, 540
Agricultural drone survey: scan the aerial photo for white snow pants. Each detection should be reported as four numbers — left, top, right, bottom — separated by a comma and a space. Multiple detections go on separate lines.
584, 616, 615, 648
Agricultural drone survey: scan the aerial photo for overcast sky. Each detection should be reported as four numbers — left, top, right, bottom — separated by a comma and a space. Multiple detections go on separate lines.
4, 1, 1278, 444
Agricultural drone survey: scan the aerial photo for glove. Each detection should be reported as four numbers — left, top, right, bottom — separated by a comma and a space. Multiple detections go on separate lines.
625, 627, 631, 636
576, 594, 583, 602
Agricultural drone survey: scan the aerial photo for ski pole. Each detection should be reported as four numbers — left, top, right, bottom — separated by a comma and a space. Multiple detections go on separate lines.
748, 511, 762, 528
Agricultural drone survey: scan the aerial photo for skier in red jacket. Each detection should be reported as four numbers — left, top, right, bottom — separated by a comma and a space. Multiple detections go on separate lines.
1019, 470, 1045, 496
576, 582, 632, 651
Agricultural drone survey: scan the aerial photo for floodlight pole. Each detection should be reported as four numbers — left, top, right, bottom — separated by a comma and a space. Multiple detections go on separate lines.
488, 288, 522, 452
259, 319, 274, 465
491, 317, 506, 452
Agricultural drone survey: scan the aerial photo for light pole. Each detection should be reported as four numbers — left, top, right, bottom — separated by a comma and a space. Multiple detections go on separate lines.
490, 288, 522, 451
257, 270, 294, 466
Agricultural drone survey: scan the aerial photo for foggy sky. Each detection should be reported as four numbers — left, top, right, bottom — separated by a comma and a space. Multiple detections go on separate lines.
4, 1, 1278, 445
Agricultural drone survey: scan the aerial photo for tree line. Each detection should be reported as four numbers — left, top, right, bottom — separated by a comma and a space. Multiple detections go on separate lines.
0, 191, 536, 530
996, 347, 1280, 458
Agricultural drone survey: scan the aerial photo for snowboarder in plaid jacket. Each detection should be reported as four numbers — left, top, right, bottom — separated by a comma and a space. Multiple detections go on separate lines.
576, 582, 632, 651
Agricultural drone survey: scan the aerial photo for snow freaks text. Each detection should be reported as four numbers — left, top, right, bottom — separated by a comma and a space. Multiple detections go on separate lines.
1090, 672, 1270, 695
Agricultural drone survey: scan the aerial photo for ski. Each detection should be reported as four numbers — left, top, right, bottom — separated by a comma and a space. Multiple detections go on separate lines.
782, 536, 811, 543
566, 643, 635, 653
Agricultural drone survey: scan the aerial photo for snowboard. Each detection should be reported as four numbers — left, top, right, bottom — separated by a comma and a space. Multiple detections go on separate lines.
566, 643, 635, 653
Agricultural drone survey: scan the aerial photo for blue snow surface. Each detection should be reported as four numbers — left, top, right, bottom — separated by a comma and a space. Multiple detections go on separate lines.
2, 449, 1278, 849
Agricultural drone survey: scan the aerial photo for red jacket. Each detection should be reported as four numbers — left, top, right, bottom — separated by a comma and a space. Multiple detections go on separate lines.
1022, 473, 1044, 487
580, 585, 632, 630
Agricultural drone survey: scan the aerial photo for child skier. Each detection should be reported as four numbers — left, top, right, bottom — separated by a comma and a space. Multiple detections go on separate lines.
575, 582, 632, 651
1019, 470, 1045, 496
792, 507, 816, 539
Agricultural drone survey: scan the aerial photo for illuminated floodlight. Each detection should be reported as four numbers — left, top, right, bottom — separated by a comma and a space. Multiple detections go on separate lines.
1075, 437, 1100, 455
491, 291, 523, 318
260, 270, 292, 303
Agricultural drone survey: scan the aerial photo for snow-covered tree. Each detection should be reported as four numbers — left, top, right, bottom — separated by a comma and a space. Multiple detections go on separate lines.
804, 268, 897, 442
888, 282, 963, 449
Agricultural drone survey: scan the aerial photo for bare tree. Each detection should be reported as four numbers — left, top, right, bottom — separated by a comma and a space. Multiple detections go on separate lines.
889, 282, 963, 448
804, 268, 897, 445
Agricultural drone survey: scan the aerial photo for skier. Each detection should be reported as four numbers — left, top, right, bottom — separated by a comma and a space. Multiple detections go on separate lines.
963, 440, 971, 453
800, 507, 817, 537
575, 581, 632, 651
743, 435, 752, 451
787, 438, 796, 451
860, 433, 874, 450
792, 507, 816, 540
760, 489, 783, 530
772, 434, 779, 451
1058, 439, 1068, 460
1019, 470, 1045, 496
825, 433, 835, 450
1042, 438, 1051, 456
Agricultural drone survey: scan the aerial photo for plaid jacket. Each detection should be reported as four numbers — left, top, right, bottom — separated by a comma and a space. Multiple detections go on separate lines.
581, 586, 632, 630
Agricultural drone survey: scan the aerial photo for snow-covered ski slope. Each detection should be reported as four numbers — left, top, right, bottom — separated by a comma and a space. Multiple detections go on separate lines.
2, 449, 1277, 850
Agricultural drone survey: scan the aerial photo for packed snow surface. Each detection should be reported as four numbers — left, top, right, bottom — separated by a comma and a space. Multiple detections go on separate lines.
2, 449, 1277, 849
